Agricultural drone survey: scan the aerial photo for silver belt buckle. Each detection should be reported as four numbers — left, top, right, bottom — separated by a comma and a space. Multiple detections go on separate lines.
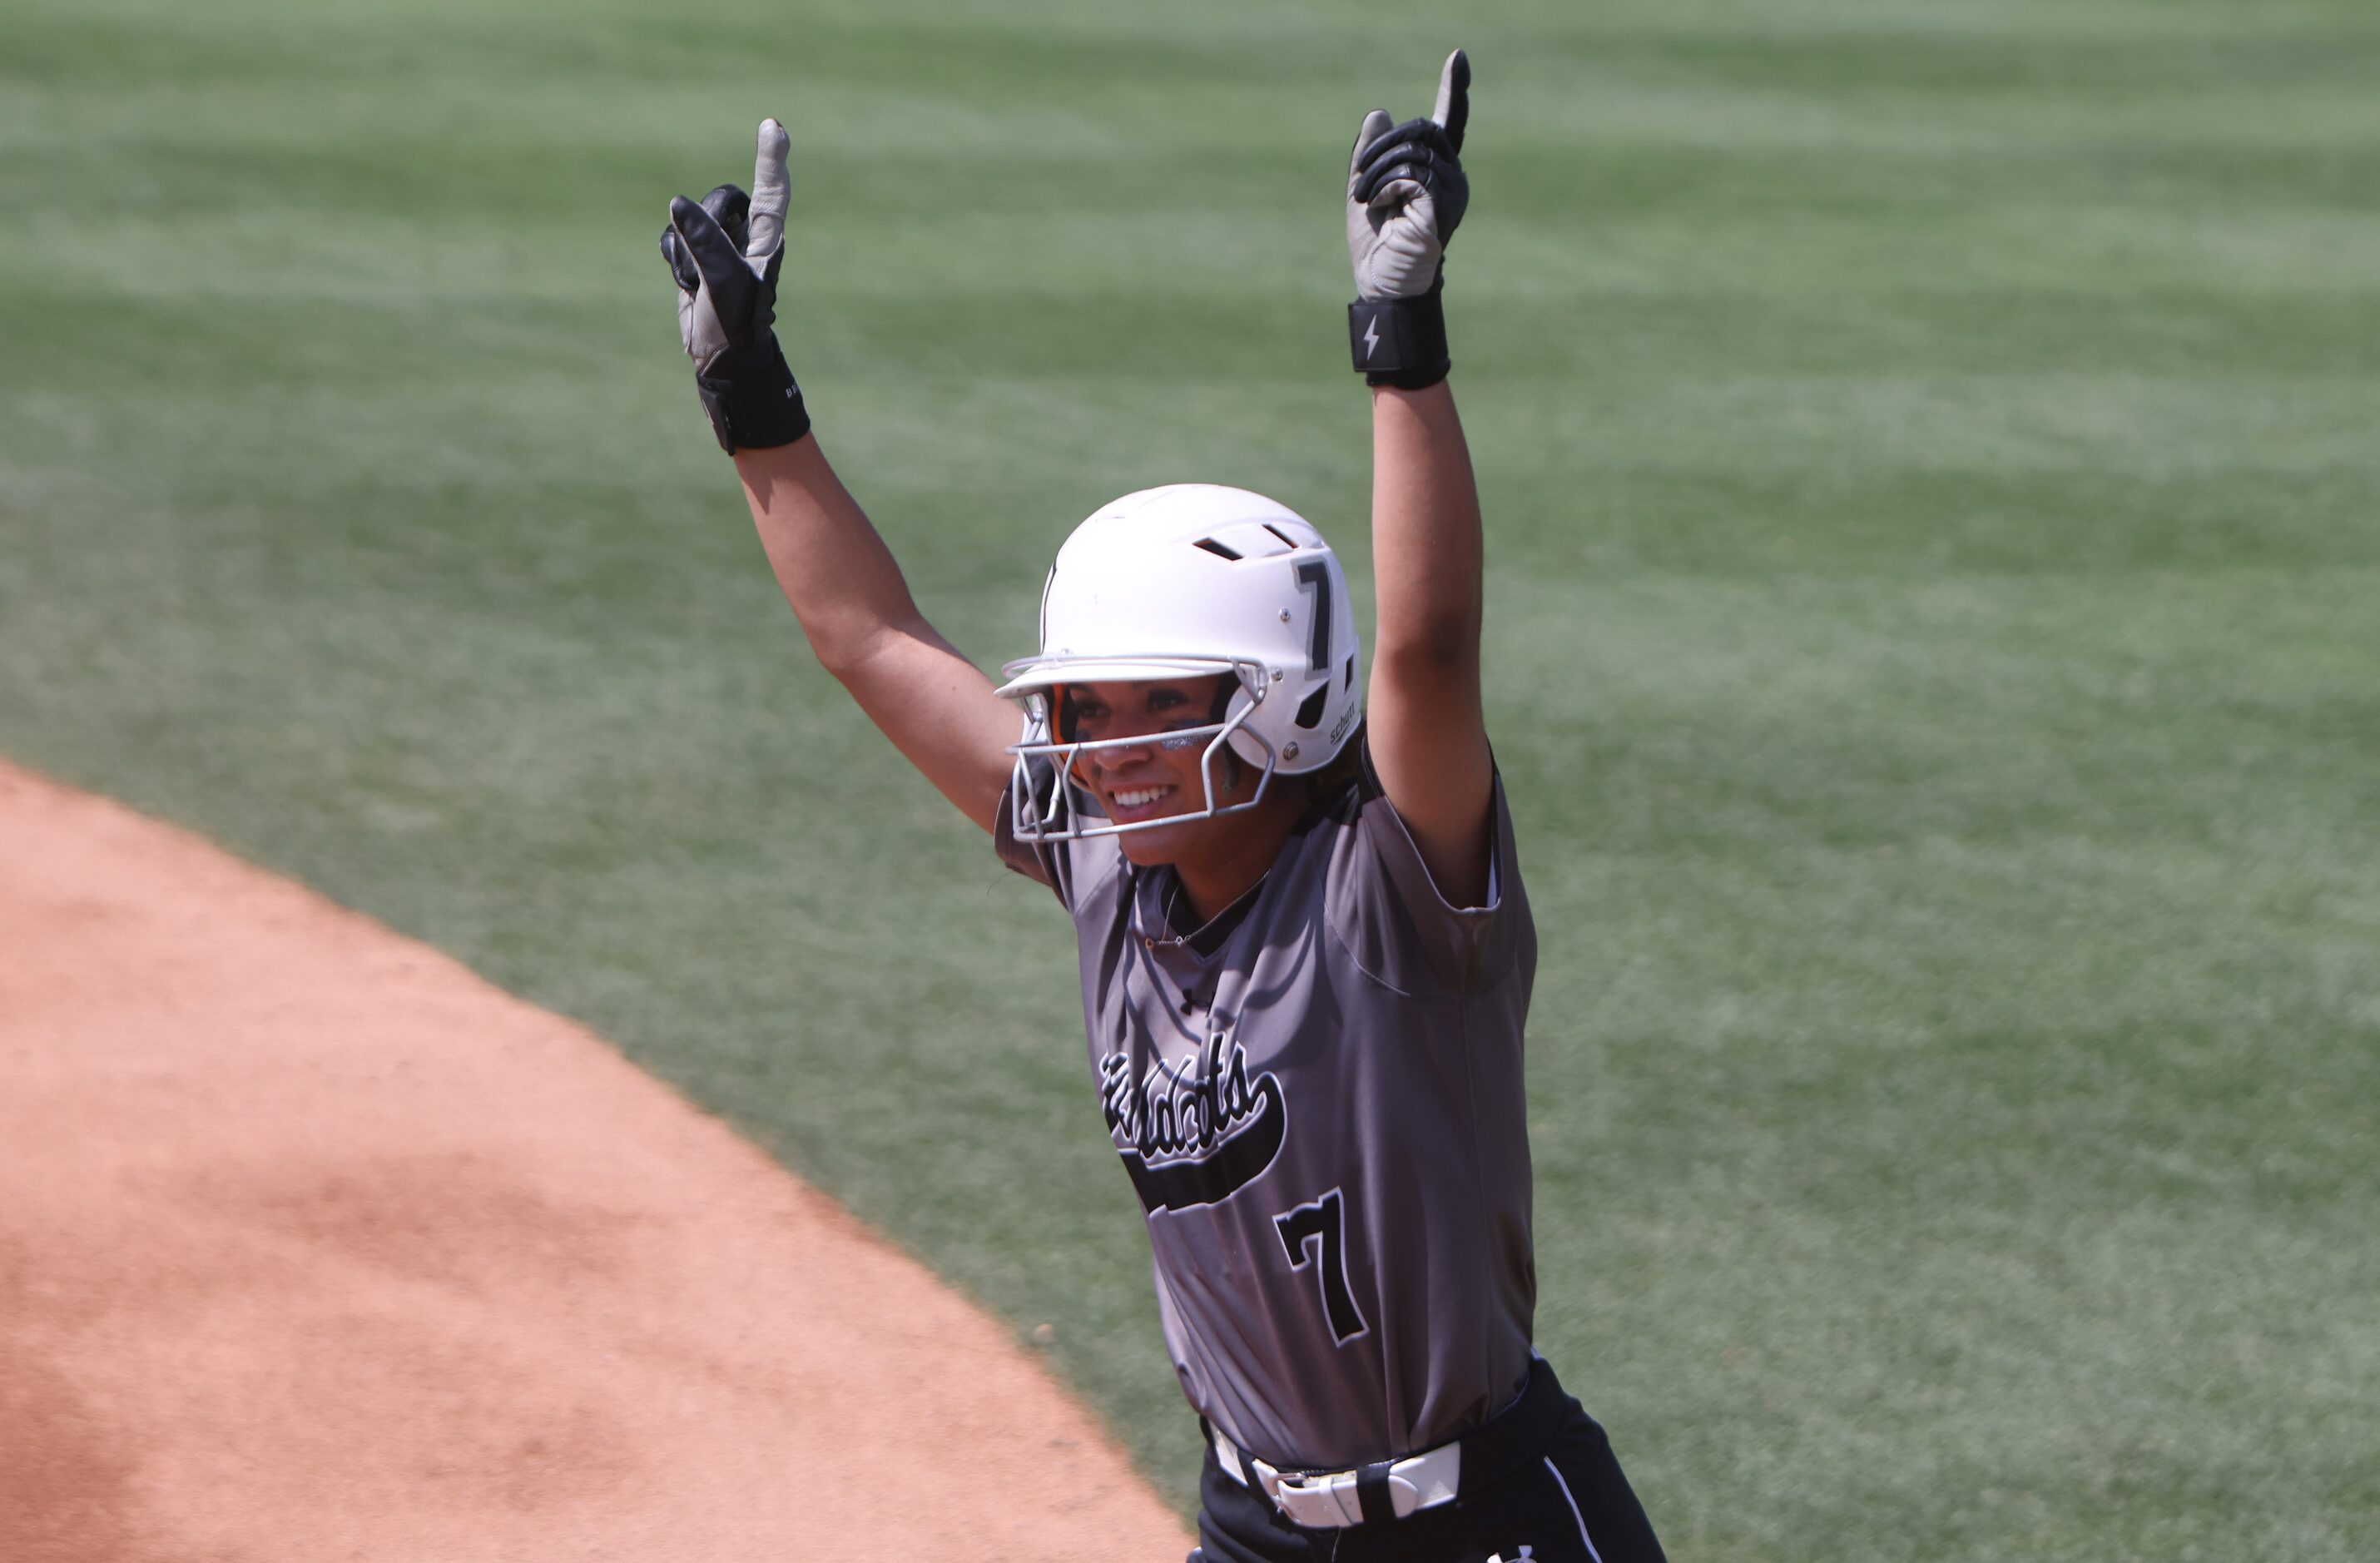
1215, 1429, 1460, 1528
1269, 1469, 1362, 1529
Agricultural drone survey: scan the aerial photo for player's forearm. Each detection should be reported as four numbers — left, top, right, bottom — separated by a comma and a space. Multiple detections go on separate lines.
662, 126, 1019, 834
734, 436, 936, 679
1368, 381, 1484, 677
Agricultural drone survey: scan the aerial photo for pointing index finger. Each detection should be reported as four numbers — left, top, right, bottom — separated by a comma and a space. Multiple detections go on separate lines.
747, 117, 791, 259
1430, 48, 1470, 154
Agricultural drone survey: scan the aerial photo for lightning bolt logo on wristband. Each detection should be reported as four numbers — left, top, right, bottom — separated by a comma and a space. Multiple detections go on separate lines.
1347, 291, 1449, 388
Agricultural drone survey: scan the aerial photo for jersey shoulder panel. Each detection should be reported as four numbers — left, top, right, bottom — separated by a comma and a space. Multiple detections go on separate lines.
1322, 738, 1532, 997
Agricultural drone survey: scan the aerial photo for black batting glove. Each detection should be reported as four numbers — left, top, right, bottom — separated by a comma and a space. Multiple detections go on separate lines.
659, 119, 810, 454
1346, 50, 1471, 390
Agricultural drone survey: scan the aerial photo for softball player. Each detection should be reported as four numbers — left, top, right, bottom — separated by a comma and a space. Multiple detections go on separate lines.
662, 52, 1668, 1563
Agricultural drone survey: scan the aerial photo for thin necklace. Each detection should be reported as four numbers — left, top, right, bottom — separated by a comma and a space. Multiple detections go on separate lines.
1168, 871, 1265, 939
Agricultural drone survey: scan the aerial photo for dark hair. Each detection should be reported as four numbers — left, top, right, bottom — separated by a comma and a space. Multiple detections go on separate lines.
1301, 720, 1367, 810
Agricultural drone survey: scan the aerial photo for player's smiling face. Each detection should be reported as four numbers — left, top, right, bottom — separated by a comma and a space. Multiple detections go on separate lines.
1061, 677, 1262, 861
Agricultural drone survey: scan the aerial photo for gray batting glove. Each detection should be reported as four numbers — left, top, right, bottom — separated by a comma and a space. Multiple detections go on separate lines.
1345, 50, 1470, 301
1345, 51, 1470, 386
659, 118, 809, 453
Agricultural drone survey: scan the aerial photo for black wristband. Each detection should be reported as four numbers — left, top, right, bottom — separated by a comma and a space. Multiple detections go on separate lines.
1348, 279, 1450, 390
694, 337, 811, 454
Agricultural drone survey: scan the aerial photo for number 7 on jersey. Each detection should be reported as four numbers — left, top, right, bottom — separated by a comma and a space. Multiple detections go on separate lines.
1274, 1188, 1369, 1344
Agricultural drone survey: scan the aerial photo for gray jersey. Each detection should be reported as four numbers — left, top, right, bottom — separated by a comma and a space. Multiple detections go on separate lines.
996, 743, 1538, 1469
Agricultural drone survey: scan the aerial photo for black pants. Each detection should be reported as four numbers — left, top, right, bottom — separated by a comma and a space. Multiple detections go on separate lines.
1189, 1362, 1667, 1563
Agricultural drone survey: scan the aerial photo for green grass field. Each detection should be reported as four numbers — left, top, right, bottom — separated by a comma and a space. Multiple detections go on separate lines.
5, 0, 2377, 1555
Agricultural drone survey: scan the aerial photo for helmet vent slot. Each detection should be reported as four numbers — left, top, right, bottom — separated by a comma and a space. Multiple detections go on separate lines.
1294, 686, 1329, 731
1261, 523, 1300, 549
1193, 538, 1242, 561
1343, 654, 1356, 691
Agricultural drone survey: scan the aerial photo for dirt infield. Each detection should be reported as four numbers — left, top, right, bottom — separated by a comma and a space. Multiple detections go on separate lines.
0, 760, 1191, 1562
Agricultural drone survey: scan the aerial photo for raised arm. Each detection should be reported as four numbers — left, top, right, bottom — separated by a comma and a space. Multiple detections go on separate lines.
662, 122, 1015, 833
1366, 383, 1493, 905
1345, 53, 1495, 906
731, 439, 1016, 833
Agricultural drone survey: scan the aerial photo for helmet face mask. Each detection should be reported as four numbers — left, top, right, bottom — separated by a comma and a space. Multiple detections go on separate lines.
1005, 657, 1277, 842
998, 486, 1364, 846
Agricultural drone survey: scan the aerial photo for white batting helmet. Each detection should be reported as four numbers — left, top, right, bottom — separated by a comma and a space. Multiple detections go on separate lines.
996, 484, 1363, 841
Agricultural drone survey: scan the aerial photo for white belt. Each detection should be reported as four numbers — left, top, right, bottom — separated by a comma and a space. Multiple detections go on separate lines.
1210, 1427, 1461, 1529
